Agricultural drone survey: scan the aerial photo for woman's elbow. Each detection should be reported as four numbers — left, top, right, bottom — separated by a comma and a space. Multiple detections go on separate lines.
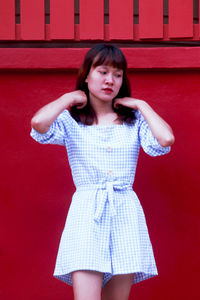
159, 133, 175, 147
31, 115, 40, 130
31, 116, 49, 133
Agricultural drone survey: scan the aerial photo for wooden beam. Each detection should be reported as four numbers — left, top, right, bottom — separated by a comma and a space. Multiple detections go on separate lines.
79, 0, 104, 40
21, 0, 45, 40
0, 0, 15, 40
139, 0, 163, 39
109, 0, 133, 40
169, 0, 193, 38
50, 0, 74, 39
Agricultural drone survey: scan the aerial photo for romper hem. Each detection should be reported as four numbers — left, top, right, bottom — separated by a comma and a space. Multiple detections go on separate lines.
54, 268, 158, 288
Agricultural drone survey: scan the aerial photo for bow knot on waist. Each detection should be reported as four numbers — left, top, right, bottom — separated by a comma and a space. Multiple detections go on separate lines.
77, 181, 132, 223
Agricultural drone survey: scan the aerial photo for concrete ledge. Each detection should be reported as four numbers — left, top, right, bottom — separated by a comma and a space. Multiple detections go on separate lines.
0, 47, 200, 70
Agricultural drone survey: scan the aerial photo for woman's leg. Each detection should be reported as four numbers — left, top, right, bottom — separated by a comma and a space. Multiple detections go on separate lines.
102, 273, 134, 300
71, 270, 103, 300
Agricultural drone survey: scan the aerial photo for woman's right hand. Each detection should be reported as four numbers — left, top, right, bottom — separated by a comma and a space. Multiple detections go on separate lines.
62, 90, 87, 110
31, 90, 87, 133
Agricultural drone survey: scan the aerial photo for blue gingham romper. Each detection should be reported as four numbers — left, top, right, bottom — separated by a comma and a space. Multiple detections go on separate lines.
30, 109, 170, 287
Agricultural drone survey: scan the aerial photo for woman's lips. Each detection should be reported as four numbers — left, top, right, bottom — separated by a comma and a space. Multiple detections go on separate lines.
103, 88, 113, 93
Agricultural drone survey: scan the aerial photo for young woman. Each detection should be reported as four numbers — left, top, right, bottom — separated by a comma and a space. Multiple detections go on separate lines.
31, 44, 175, 300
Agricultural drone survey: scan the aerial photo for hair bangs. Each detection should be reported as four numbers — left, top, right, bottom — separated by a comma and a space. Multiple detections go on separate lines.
92, 47, 126, 71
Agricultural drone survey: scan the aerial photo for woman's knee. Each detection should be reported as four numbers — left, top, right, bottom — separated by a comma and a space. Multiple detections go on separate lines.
71, 270, 103, 300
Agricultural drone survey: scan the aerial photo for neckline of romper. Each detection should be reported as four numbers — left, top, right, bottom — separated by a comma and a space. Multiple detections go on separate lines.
79, 121, 125, 128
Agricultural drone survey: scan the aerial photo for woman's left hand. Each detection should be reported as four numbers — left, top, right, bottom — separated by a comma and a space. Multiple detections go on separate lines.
114, 97, 175, 147
114, 97, 143, 110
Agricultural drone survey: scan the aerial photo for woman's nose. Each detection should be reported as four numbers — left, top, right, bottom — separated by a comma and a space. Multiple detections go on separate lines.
105, 73, 114, 84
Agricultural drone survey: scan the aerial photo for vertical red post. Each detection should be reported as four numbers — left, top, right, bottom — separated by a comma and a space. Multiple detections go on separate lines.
0, 0, 15, 40
50, 0, 74, 39
168, 0, 193, 38
109, 0, 133, 40
199, 0, 200, 39
139, 0, 163, 39
79, 0, 104, 40
21, 0, 45, 40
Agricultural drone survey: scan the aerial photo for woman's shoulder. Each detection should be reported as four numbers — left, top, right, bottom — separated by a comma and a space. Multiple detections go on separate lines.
57, 109, 76, 125
58, 109, 71, 119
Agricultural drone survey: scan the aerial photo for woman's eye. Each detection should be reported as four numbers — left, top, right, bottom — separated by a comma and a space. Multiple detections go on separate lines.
99, 70, 107, 75
115, 73, 122, 78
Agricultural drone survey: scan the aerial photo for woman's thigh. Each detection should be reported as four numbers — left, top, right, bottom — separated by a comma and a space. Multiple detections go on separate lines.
71, 270, 103, 300
102, 273, 134, 300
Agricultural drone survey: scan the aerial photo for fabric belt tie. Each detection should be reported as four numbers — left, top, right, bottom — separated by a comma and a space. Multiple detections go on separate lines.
77, 181, 132, 223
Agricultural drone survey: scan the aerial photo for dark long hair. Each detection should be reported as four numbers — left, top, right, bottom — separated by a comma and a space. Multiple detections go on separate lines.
70, 43, 136, 125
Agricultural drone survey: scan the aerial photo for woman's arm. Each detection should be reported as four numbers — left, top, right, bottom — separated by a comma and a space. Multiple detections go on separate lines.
31, 91, 87, 133
114, 98, 175, 147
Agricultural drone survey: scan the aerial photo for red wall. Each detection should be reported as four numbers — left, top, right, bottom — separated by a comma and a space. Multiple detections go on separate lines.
0, 68, 199, 300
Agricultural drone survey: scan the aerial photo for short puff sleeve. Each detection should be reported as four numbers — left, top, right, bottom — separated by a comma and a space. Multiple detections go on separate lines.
136, 110, 171, 156
30, 109, 72, 146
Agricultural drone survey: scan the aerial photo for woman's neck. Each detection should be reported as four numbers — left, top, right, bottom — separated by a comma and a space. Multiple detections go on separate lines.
90, 93, 112, 113
89, 93, 122, 125
91, 105, 121, 125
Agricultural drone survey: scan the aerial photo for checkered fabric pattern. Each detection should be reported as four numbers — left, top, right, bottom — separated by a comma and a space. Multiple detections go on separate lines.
30, 109, 170, 287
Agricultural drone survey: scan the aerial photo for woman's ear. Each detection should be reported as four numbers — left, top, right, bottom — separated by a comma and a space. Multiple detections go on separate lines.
85, 77, 88, 83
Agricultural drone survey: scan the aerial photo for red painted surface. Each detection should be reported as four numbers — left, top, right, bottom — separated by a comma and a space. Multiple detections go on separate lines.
13, 23, 200, 42
50, 0, 74, 39
109, 0, 133, 40
0, 67, 200, 300
0, 0, 15, 39
168, 0, 193, 38
1, 47, 200, 70
79, 0, 104, 40
0, 49, 199, 300
0, 0, 199, 41
139, 0, 163, 39
21, 0, 45, 40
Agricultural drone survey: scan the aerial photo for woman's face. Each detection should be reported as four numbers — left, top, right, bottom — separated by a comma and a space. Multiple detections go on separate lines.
85, 64, 123, 103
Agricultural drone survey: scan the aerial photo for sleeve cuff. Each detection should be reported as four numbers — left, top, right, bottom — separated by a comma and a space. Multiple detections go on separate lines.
30, 123, 55, 143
